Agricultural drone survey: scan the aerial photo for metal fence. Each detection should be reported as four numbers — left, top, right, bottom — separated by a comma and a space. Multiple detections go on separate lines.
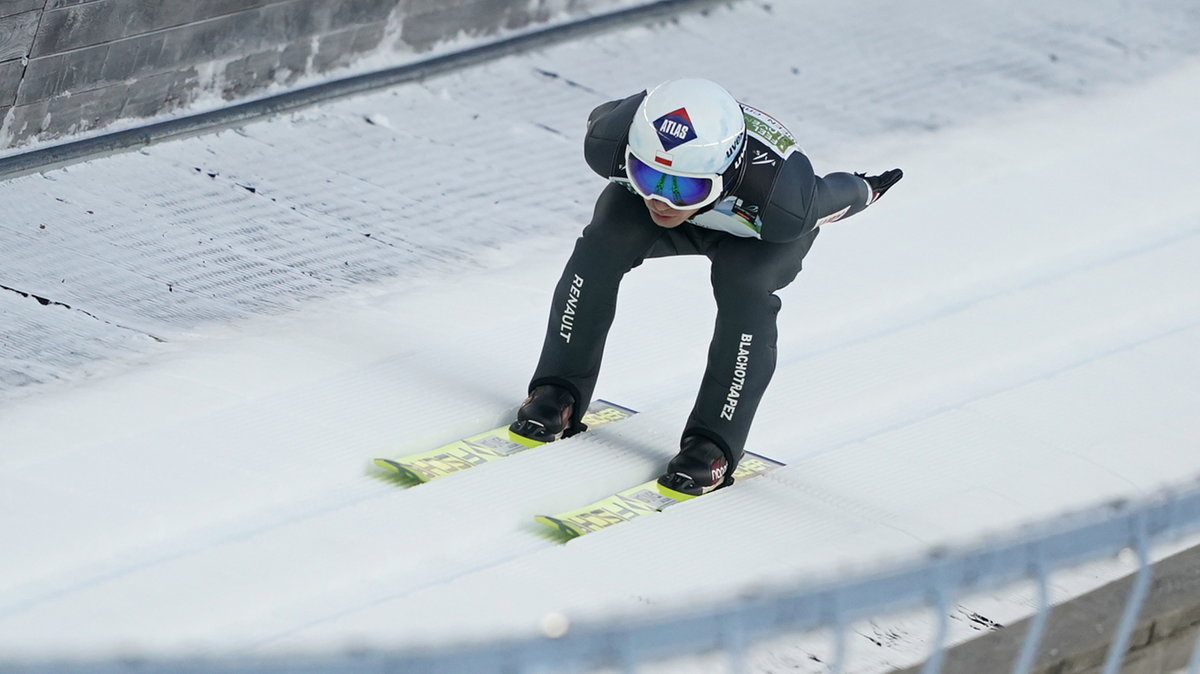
423, 477, 1200, 674
9, 474, 1200, 674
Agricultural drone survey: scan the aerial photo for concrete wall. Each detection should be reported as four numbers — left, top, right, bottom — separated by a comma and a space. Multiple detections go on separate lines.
0, 0, 640, 152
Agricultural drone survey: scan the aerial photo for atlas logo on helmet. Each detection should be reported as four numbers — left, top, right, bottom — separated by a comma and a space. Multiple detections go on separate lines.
654, 107, 698, 151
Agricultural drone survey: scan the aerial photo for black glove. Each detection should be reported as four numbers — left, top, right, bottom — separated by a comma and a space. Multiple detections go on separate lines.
856, 168, 903, 204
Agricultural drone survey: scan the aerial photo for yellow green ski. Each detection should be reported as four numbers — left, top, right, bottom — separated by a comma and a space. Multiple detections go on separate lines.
535, 451, 784, 540
374, 400, 636, 484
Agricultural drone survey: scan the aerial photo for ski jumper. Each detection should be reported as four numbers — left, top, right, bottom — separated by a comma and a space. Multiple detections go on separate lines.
527, 91, 873, 467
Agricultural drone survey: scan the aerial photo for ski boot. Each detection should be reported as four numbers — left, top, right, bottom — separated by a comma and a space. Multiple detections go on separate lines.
657, 435, 741, 496
509, 384, 585, 442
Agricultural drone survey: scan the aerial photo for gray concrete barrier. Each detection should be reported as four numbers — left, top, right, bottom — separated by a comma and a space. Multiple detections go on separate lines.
0, 0, 653, 152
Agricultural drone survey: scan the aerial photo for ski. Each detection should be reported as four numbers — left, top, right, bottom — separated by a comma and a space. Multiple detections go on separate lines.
534, 451, 784, 540
374, 400, 637, 484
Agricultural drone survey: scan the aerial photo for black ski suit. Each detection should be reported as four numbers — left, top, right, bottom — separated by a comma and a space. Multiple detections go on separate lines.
527, 91, 873, 468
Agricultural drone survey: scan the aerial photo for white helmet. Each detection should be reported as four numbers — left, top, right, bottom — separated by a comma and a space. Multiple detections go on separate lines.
625, 78, 746, 209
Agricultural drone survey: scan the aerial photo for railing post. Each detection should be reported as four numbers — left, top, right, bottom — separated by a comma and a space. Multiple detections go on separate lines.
829, 589, 848, 674
920, 554, 958, 674
1011, 548, 1052, 674
614, 628, 638, 674
722, 605, 748, 674
1101, 510, 1153, 674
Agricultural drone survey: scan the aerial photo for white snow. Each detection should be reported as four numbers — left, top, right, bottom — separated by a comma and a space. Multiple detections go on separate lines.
1, 1, 1199, 672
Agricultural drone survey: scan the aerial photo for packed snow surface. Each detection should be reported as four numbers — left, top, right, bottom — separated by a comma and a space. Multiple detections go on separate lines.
1, 1, 1199, 672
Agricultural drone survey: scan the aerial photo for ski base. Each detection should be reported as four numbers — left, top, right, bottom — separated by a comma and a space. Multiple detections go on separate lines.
535, 451, 784, 540
374, 400, 636, 484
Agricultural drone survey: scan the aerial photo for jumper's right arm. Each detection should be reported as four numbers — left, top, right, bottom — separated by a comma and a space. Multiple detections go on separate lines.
812, 171, 873, 226
760, 157, 902, 243
816, 169, 904, 226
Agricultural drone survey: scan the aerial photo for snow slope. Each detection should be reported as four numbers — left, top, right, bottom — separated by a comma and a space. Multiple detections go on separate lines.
2, 1, 1200, 672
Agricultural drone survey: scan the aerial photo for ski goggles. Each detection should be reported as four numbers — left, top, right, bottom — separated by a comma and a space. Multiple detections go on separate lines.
624, 149, 723, 209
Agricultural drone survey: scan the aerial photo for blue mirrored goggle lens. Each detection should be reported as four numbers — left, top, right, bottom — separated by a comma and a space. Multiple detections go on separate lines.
626, 154, 715, 207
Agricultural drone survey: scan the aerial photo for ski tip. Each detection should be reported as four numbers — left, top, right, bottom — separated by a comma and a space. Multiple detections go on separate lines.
534, 515, 583, 541
373, 459, 429, 484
